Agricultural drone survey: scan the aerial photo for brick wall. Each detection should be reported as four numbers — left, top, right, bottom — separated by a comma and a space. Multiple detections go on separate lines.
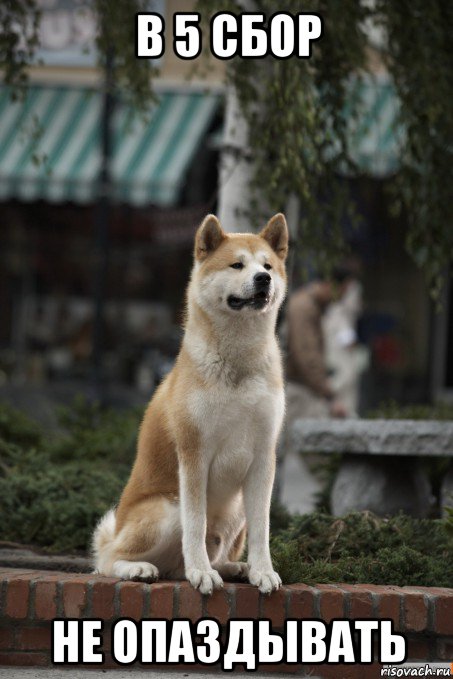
0, 568, 452, 677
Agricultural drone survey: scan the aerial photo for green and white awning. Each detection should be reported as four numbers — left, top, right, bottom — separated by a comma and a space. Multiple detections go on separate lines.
0, 86, 220, 206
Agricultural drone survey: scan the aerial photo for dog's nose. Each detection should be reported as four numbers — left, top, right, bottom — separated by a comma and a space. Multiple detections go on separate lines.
254, 272, 271, 288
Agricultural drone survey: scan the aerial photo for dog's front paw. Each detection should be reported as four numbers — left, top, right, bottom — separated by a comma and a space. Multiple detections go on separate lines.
217, 561, 249, 580
113, 560, 159, 582
248, 567, 282, 594
186, 568, 223, 595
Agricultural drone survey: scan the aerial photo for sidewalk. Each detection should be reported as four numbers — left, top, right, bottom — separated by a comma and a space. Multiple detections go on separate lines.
0, 669, 315, 678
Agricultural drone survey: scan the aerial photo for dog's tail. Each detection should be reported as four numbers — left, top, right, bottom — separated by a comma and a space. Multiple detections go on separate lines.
91, 508, 116, 574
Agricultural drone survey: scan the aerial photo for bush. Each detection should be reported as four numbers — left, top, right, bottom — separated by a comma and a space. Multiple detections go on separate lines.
270, 511, 453, 587
367, 400, 453, 421
0, 399, 140, 552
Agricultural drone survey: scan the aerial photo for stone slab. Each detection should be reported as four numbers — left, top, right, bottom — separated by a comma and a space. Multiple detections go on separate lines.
291, 419, 453, 456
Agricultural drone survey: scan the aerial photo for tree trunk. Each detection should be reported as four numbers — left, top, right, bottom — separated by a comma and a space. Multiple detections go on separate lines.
217, 84, 255, 233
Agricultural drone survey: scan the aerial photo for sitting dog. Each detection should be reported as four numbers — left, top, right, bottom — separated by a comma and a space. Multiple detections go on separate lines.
93, 213, 288, 594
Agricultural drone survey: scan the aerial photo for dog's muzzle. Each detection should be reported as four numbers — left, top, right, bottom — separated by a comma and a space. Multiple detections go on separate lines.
227, 273, 272, 310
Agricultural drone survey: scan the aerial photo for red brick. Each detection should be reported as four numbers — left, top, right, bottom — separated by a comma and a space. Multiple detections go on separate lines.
404, 592, 428, 632
16, 627, 51, 651
436, 637, 453, 660
178, 582, 202, 622
287, 584, 316, 618
0, 651, 49, 666
407, 638, 430, 660
32, 573, 69, 583
259, 662, 299, 674
102, 624, 112, 652
5, 577, 33, 618
376, 591, 401, 629
62, 581, 87, 618
261, 588, 286, 629
298, 664, 358, 679
149, 582, 174, 619
435, 594, 453, 635
34, 581, 57, 620
119, 581, 145, 620
233, 583, 259, 618
302, 663, 368, 679
205, 587, 230, 624
0, 569, 35, 578
0, 627, 14, 650
91, 579, 119, 619
318, 585, 344, 622
403, 585, 453, 596
340, 585, 374, 618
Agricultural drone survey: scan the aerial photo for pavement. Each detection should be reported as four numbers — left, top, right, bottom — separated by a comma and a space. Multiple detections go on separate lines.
0, 670, 315, 678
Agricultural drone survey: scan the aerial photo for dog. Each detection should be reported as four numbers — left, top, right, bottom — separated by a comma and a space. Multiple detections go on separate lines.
92, 212, 288, 594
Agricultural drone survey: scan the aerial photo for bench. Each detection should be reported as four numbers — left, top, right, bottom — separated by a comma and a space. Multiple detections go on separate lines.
290, 419, 453, 517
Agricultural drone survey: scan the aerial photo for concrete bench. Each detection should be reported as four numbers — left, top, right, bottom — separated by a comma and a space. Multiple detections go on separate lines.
290, 419, 453, 517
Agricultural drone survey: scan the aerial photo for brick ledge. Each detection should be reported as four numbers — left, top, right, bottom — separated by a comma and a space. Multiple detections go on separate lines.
0, 568, 452, 674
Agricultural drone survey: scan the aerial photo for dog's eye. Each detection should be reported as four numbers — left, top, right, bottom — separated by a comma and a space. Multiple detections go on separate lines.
264, 263, 272, 271
230, 262, 244, 270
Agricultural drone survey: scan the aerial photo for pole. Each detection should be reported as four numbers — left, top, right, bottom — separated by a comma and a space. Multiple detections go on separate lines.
92, 46, 114, 404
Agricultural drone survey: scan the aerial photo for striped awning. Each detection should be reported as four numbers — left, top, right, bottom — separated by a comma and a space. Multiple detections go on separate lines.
0, 86, 220, 206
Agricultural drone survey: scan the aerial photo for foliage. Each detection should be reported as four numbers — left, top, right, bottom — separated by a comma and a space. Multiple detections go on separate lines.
376, 0, 453, 299
368, 399, 453, 421
49, 396, 139, 464
93, 0, 158, 110
198, 0, 369, 276
0, 441, 125, 552
0, 399, 140, 552
270, 511, 453, 587
0, 0, 40, 92
197, 0, 453, 291
0, 0, 155, 110
0, 401, 43, 448
444, 507, 453, 540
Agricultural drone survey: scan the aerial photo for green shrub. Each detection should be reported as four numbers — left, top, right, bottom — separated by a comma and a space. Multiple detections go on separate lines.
0, 402, 43, 448
0, 442, 125, 552
367, 400, 453, 421
0, 399, 140, 552
270, 511, 453, 587
49, 396, 140, 464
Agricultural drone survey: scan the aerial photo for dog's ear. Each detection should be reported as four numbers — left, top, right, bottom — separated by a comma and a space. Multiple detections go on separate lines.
259, 213, 289, 260
195, 214, 226, 261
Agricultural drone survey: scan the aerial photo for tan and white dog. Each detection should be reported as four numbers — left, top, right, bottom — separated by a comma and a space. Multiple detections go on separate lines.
93, 213, 288, 595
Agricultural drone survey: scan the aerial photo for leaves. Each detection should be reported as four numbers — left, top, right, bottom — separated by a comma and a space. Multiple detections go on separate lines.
0, 399, 140, 552
270, 510, 453, 587
197, 0, 453, 290
0, 0, 40, 91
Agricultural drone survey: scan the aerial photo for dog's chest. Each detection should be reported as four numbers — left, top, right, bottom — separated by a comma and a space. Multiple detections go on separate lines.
188, 376, 283, 499
189, 374, 277, 440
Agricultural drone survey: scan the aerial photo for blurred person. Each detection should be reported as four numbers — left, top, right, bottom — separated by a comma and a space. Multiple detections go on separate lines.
323, 279, 369, 416
274, 269, 353, 508
285, 269, 353, 423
